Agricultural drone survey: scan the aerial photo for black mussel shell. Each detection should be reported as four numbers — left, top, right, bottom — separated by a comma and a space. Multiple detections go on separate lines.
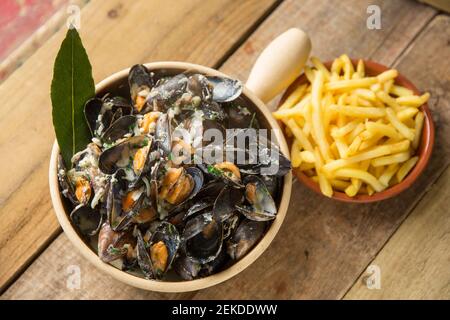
148, 222, 181, 279
227, 219, 266, 260
213, 185, 243, 223
70, 204, 103, 236
99, 135, 148, 174
206, 76, 242, 103
102, 115, 137, 144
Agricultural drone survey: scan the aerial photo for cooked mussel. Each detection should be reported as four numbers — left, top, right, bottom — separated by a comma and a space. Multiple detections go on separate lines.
102, 115, 137, 144
235, 175, 277, 221
212, 185, 243, 223
207, 76, 242, 103
146, 222, 181, 279
98, 135, 150, 174
227, 219, 266, 260
97, 222, 136, 264
183, 213, 223, 264
70, 204, 103, 236
129, 64, 153, 113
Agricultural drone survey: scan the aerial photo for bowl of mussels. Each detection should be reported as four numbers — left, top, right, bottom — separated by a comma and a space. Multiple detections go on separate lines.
49, 29, 312, 291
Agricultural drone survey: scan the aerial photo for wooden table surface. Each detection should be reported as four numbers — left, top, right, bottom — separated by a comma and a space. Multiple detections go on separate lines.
0, 0, 449, 300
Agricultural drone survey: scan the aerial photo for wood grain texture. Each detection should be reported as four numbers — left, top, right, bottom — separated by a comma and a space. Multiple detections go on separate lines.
3, 0, 444, 299
0, 0, 278, 292
344, 167, 450, 300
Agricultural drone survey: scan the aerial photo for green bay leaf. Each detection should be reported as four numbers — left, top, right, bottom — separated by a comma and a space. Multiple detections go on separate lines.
51, 28, 94, 168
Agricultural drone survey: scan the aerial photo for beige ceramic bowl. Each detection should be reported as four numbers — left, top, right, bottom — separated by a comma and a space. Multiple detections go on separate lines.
49, 62, 294, 292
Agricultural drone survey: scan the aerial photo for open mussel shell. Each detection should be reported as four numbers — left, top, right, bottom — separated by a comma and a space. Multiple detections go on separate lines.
183, 213, 223, 264
70, 204, 103, 237
206, 76, 242, 103
147, 73, 188, 111
184, 167, 204, 200
148, 221, 181, 279
129, 64, 153, 113
106, 169, 127, 229
235, 175, 277, 221
99, 135, 149, 174
227, 219, 266, 260
187, 74, 212, 101
84, 98, 104, 137
197, 163, 244, 188
213, 185, 243, 223
104, 96, 133, 114
136, 229, 154, 279
183, 199, 214, 221
102, 115, 137, 144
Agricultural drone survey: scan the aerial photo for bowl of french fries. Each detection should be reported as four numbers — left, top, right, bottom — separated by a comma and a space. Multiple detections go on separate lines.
273, 55, 434, 202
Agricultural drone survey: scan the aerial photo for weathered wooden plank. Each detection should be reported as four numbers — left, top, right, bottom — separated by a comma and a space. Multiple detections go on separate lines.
344, 167, 450, 299
0, 0, 278, 292
195, 4, 449, 299
3, 0, 441, 299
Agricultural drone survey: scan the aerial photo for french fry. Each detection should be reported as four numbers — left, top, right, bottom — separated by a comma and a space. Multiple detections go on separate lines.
412, 111, 424, 149
396, 93, 430, 107
331, 120, 360, 138
397, 107, 419, 122
396, 156, 419, 182
284, 119, 314, 152
354, 88, 377, 101
291, 141, 302, 168
377, 69, 398, 83
325, 77, 377, 91
300, 150, 316, 163
333, 168, 385, 192
359, 134, 383, 151
335, 137, 349, 159
329, 105, 386, 118
314, 148, 333, 197
311, 70, 331, 160
371, 151, 411, 167
385, 108, 415, 141
340, 54, 354, 80
345, 160, 370, 196
379, 163, 399, 187
331, 58, 344, 78
347, 122, 365, 141
299, 162, 315, 171
278, 84, 307, 110
390, 85, 413, 97
356, 59, 365, 78
304, 66, 316, 84
273, 95, 311, 119
365, 122, 401, 139
376, 91, 401, 112
346, 136, 362, 157
311, 56, 331, 81
383, 79, 394, 93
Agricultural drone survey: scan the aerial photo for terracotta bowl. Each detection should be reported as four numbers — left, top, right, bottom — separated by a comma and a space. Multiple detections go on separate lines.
49, 61, 292, 292
279, 59, 434, 203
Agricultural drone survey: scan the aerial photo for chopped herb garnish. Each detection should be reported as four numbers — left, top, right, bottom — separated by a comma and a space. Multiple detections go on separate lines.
207, 164, 223, 177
